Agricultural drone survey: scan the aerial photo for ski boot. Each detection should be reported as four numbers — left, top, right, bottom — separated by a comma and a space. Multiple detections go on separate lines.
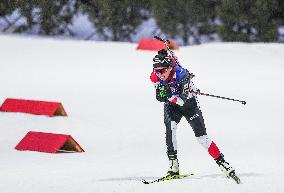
167, 158, 179, 175
215, 154, 241, 184
142, 158, 190, 184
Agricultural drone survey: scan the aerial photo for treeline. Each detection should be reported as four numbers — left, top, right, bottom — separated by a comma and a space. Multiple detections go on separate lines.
0, 0, 283, 45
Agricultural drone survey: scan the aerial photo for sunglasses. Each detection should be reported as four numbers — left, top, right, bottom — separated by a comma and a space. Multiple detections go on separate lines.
154, 67, 168, 75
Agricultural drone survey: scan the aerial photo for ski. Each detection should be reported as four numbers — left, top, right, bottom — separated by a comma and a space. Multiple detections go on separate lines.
142, 173, 193, 184
229, 171, 241, 184
142, 172, 240, 184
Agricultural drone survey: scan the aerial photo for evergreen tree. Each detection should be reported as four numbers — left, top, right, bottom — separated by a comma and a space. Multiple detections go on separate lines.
15, 0, 76, 35
217, 0, 278, 42
81, 0, 150, 41
273, 0, 284, 41
151, 0, 219, 45
0, 0, 16, 17
2, 0, 283, 43
270, 0, 284, 26
0, 0, 18, 32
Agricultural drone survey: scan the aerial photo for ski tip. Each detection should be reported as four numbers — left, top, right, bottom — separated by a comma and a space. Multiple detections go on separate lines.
141, 173, 194, 184
236, 178, 242, 184
142, 180, 149, 184
230, 173, 241, 184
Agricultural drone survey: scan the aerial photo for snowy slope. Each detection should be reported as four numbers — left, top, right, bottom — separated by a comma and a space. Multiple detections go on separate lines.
0, 34, 284, 193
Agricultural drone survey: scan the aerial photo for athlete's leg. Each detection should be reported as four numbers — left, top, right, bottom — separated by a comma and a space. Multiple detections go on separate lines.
164, 102, 183, 160
183, 97, 235, 176
183, 97, 221, 159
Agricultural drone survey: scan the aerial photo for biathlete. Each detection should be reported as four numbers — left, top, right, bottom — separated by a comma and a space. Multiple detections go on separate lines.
149, 49, 239, 181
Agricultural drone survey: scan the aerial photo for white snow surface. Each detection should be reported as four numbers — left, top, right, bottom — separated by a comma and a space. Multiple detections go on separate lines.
0, 35, 284, 193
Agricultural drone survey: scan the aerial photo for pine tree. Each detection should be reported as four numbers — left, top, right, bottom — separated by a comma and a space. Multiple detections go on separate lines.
0, 0, 16, 17
81, 0, 150, 41
14, 0, 76, 35
0, 0, 18, 32
151, 0, 219, 45
217, 0, 278, 42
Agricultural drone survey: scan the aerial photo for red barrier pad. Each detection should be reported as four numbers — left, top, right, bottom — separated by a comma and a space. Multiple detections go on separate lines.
15, 131, 84, 153
0, 98, 67, 116
136, 39, 179, 51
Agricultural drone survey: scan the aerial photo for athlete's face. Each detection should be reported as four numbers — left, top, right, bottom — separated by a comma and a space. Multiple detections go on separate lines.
154, 67, 172, 81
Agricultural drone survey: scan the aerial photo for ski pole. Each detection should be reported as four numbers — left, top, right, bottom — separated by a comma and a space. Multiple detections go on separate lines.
194, 91, 247, 105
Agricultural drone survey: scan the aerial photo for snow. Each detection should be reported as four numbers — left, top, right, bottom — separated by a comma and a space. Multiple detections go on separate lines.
0, 34, 284, 193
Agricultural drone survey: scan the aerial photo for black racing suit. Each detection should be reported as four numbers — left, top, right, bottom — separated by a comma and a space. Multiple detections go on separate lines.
164, 97, 207, 159
151, 66, 207, 160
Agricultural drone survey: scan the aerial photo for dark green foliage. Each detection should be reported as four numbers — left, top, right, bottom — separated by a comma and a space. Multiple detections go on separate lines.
271, 0, 284, 25
81, 0, 150, 41
37, 1, 75, 35
151, 0, 219, 45
0, 0, 283, 43
0, 0, 17, 17
217, 0, 279, 42
0, 0, 18, 32
8, 0, 76, 35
